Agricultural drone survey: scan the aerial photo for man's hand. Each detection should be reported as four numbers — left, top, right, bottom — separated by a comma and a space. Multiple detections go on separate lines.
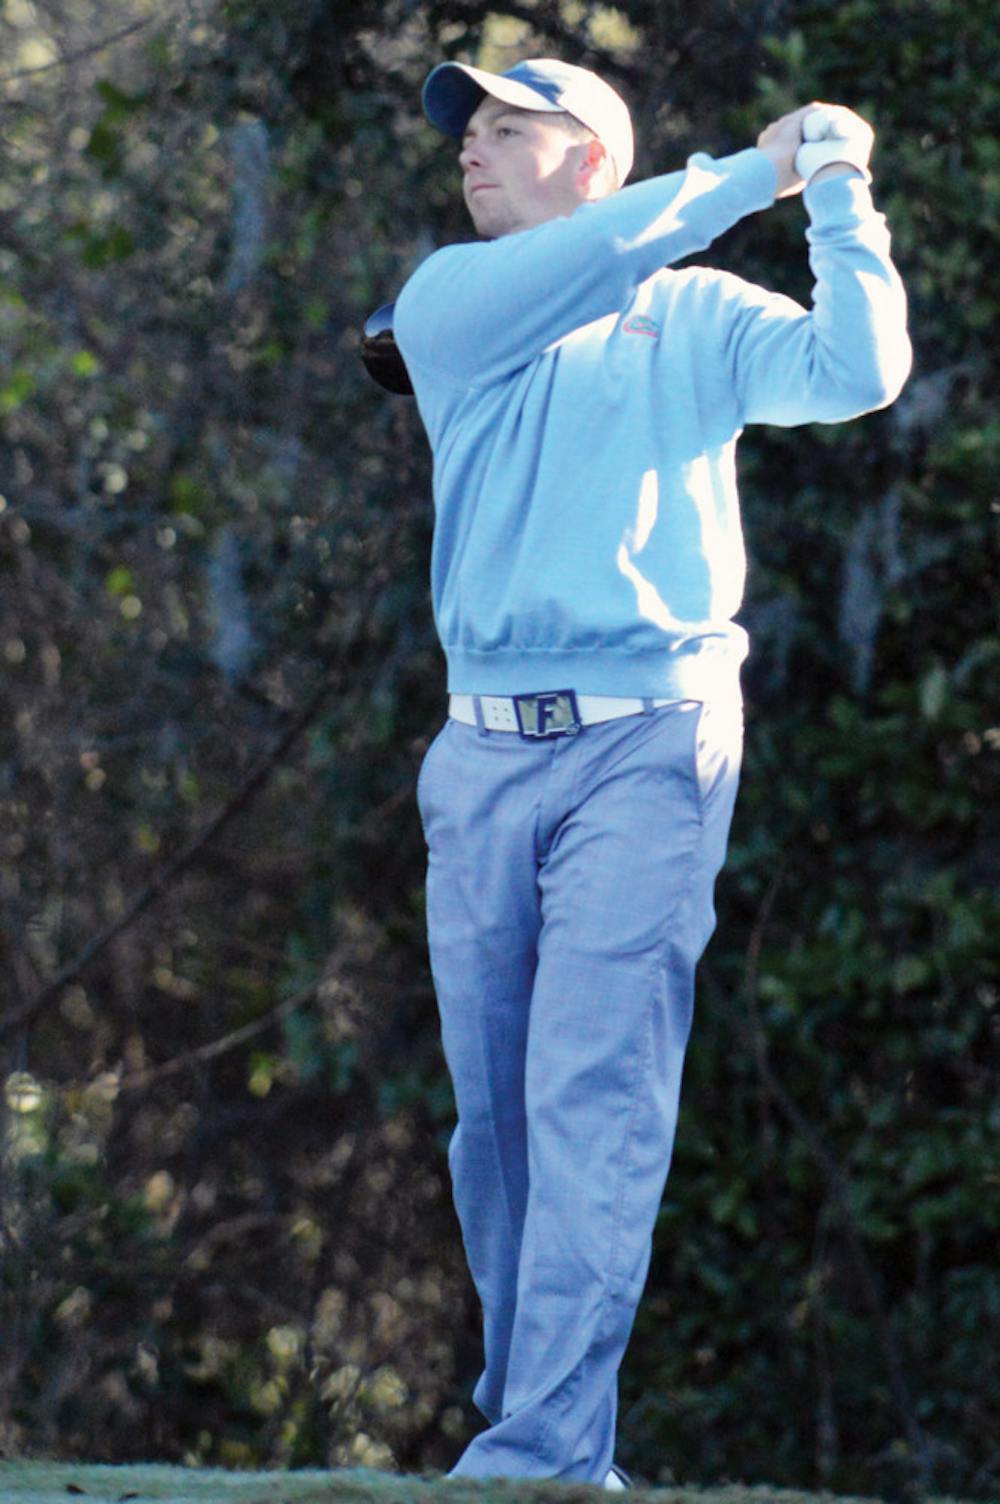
757, 103, 874, 198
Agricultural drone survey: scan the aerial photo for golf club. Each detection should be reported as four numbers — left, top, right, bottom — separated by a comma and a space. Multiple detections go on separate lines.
360, 301, 414, 395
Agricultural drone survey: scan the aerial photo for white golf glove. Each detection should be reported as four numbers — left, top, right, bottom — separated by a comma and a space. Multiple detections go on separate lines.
795, 104, 874, 184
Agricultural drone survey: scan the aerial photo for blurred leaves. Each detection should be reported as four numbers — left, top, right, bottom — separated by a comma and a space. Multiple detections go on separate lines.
0, 0, 998, 1497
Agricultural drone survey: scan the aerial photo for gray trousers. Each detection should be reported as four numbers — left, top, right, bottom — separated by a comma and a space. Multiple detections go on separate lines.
417, 698, 742, 1482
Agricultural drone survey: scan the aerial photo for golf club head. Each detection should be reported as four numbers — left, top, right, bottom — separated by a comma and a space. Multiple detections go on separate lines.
360, 301, 414, 395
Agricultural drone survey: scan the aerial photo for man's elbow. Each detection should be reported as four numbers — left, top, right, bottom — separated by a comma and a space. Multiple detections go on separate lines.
851, 331, 913, 414
811, 341, 912, 425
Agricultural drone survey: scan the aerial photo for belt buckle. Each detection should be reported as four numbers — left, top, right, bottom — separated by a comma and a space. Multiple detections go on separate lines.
513, 690, 581, 740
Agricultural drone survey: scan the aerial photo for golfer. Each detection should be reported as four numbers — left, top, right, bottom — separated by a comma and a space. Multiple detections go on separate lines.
394, 57, 910, 1489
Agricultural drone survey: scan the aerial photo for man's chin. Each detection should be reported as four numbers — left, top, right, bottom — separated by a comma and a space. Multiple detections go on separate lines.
468, 205, 502, 237
465, 192, 520, 239
471, 211, 524, 240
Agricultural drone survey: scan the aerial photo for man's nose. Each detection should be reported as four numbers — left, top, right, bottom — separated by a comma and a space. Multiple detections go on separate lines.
460, 136, 486, 171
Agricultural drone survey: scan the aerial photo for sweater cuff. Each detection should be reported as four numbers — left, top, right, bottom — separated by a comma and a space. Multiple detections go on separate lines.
802, 170, 875, 225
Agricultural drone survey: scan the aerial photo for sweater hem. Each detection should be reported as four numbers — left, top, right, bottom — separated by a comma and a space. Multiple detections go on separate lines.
445, 639, 747, 702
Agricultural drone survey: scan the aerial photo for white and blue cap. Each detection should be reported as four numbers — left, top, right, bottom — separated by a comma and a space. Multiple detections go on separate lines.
422, 57, 634, 186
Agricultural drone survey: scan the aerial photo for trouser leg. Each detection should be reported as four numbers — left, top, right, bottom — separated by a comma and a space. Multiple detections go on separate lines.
418, 723, 543, 1423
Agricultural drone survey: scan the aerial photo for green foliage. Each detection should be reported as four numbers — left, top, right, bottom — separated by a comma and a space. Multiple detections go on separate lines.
1, 0, 997, 1497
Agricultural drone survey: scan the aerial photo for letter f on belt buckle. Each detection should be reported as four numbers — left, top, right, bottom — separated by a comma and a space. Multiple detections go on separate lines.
513, 690, 582, 739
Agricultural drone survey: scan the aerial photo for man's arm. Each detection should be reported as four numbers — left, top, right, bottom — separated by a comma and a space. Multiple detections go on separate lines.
726, 107, 911, 426
395, 147, 778, 390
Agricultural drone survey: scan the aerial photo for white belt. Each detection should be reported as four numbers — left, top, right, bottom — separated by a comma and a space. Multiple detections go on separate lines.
449, 692, 679, 735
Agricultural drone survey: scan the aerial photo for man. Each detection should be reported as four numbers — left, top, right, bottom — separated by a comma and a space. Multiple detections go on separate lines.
394, 57, 910, 1490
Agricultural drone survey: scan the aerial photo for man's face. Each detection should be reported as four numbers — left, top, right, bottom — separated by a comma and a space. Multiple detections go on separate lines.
459, 96, 597, 238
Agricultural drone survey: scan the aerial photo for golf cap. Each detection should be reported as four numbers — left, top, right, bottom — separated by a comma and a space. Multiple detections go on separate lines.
423, 57, 634, 186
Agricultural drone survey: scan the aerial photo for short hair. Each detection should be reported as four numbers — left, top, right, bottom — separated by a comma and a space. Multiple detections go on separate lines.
552, 111, 620, 191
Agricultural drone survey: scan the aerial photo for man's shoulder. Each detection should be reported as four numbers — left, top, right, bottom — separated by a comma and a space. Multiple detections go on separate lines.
645, 263, 779, 318
399, 238, 478, 293
647, 262, 761, 297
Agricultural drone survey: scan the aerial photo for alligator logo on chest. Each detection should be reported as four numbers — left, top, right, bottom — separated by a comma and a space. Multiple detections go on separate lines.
622, 315, 661, 339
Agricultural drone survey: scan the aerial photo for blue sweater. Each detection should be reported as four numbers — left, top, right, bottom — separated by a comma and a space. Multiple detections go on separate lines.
394, 148, 911, 700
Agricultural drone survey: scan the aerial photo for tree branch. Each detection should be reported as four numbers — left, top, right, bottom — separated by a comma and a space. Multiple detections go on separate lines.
117, 980, 317, 1092
0, 15, 156, 86
0, 669, 340, 1045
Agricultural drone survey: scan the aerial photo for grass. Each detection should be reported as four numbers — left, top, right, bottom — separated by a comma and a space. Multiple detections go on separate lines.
0, 1463, 974, 1504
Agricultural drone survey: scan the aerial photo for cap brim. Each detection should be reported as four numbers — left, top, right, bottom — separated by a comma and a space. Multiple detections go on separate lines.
423, 62, 563, 139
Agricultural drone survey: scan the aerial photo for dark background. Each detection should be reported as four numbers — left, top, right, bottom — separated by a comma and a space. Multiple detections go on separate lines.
1, 0, 997, 1497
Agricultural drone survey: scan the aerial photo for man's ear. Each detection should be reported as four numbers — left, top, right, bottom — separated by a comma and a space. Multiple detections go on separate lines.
578, 138, 610, 193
